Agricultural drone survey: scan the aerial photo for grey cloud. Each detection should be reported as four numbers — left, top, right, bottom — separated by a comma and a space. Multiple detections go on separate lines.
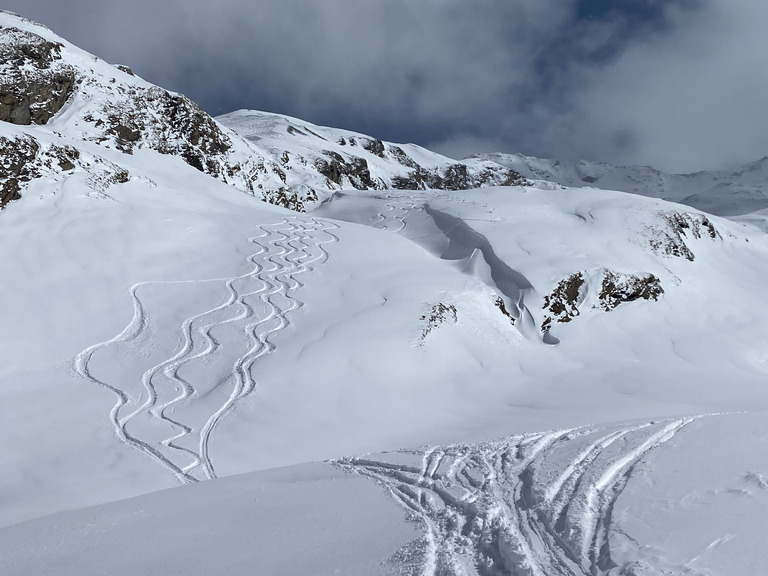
4, 0, 765, 172
568, 0, 768, 172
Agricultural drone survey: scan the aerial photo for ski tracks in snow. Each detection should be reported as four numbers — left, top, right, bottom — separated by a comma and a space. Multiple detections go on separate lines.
370, 190, 494, 233
338, 416, 700, 576
74, 217, 338, 483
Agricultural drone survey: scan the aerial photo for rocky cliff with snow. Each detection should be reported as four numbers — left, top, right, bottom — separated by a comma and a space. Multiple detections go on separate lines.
0, 10, 525, 211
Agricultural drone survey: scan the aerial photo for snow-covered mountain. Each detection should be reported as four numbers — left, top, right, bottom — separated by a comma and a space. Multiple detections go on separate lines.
0, 10, 524, 214
477, 151, 768, 219
2, 10, 768, 576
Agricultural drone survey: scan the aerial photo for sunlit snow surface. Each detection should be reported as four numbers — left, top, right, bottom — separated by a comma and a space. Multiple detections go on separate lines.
2, 11, 768, 575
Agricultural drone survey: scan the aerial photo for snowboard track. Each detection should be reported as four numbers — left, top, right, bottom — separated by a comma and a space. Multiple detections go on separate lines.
74, 216, 338, 483
337, 416, 699, 576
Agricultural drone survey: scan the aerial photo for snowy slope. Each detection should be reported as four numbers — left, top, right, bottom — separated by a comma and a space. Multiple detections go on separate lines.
3, 414, 767, 576
478, 151, 768, 219
2, 10, 768, 576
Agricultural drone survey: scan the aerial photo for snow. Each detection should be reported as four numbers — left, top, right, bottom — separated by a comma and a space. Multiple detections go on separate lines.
0, 462, 418, 576
2, 10, 768, 575
478, 151, 768, 219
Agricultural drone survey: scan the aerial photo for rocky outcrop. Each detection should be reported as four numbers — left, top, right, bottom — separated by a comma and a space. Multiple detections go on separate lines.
646, 211, 719, 261
541, 273, 585, 331
0, 134, 39, 206
541, 269, 663, 332
596, 271, 663, 311
218, 111, 530, 203
0, 26, 75, 125
420, 303, 458, 342
392, 163, 526, 191
80, 86, 315, 211
0, 133, 128, 208
314, 151, 383, 190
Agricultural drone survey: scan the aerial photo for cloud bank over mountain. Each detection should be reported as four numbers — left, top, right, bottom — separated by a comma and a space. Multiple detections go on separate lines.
5, 0, 767, 172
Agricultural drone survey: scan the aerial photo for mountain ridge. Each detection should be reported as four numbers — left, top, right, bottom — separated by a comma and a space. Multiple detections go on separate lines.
475, 151, 768, 218
0, 10, 525, 213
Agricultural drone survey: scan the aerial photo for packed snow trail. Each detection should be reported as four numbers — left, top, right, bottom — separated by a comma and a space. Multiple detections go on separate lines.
338, 417, 699, 576
74, 217, 338, 483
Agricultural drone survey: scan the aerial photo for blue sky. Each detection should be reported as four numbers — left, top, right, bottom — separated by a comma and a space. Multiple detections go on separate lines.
4, 0, 766, 172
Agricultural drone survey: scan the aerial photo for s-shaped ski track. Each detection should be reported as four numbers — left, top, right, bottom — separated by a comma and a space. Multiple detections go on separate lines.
74, 217, 339, 483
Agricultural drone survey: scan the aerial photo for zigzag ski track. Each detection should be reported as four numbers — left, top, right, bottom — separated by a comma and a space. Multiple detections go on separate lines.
74, 217, 339, 483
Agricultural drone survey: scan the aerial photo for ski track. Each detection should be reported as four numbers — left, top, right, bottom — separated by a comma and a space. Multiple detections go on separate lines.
370, 190, 493, 233
337, 416, 700, 576
74, 216, 339, 483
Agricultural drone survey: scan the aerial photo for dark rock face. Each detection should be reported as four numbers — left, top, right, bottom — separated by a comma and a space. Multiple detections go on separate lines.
597, 271, 663, 311
314, 151, 379, 190
0, 134, 39, 207
0, 27, 75, 125
541, 272, 585, 331
91, 87, 232, 169
541, 269, 663, 332
362, 138, 385, 158
0, 134, 118, 209
388, 146, 419, 169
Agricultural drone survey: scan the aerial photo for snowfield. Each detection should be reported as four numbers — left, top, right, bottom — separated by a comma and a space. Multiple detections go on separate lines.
1, 9, 768, 576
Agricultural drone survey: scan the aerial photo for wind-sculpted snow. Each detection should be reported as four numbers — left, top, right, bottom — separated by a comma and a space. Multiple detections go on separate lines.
320, 189, 540, 338
339, 417, 699, 576
74, 217, 338, 483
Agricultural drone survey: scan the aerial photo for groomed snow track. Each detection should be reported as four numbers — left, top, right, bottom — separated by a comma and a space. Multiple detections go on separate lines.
338, 416, 699, 576
74, 216, 338, 483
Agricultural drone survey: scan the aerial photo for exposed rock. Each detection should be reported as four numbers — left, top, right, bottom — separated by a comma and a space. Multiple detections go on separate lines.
646, 211, 720, 261
362, 138, 385, 158
541, 272, 584, 331
420, 303, 458, 342
0, 134, 129, 208
494, 296, 515, 325
541, 269, 663, 331
440, 164, 470, 190
113, 64, 135, 76
391, 172, 427, 191
0, 26, 75, 125
262, 187, 315, 213
392, 164, 526, 191
596, 271, 663, 311
388, 146, 419, 169
0, 134, 39, 207
314, 151, 379, 190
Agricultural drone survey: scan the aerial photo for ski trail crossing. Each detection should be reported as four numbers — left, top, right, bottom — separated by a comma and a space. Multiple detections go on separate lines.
337, 416, 700, 576
74, 217, 339, 483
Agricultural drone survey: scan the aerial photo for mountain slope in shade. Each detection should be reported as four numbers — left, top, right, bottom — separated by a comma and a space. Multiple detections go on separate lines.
477, 152, 768, 219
